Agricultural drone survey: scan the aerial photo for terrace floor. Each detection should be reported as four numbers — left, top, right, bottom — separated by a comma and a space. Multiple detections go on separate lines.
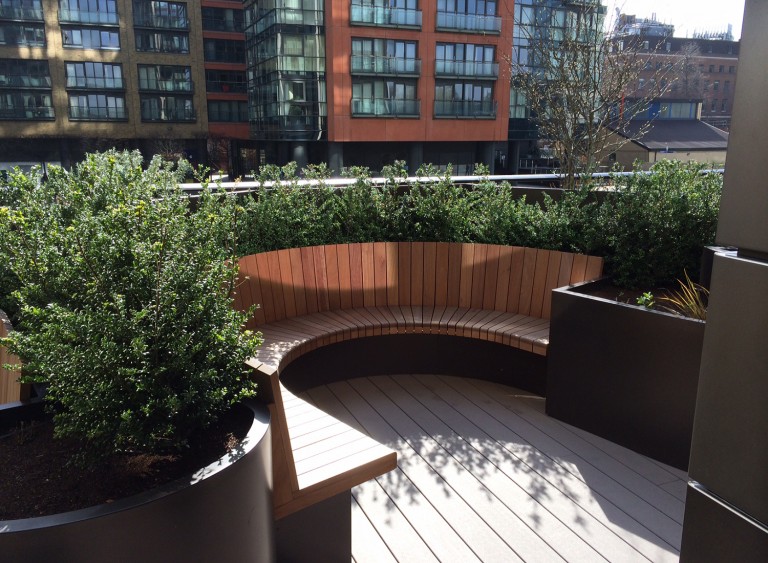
299, 374, 686, 563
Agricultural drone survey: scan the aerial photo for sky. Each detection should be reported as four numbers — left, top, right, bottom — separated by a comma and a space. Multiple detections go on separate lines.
605, 0, 745, 40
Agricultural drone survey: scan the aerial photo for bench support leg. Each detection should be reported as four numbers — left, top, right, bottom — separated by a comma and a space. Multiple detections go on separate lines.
275, 491, 351, 563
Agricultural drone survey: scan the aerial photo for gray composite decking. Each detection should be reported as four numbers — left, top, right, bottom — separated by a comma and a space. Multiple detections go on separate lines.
299, 374, 687, 563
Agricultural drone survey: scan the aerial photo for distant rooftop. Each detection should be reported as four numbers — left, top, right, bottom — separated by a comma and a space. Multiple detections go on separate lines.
616, 120, 730, 152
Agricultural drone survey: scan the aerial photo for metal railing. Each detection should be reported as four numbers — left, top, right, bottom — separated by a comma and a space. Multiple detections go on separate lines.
69, 105, 127, 120
351, 97, 420, 117
434, 99, 497, 118
350, 4, 422, 28
0, 6, 43, 19
435, 11, 501, 33
350, 54, 420, 76
253, 8, 323, 33
434, 59, 498, 78
58, 9, 118, 25
0, 75, 51, 88
137, 78, 193, 92
65, 76, 123, 89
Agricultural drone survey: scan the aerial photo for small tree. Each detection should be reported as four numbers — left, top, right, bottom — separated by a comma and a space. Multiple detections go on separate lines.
510, 3, 676, 188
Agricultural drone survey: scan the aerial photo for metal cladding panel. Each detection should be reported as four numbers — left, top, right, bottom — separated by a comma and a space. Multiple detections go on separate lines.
716, 0, 768, 253
688, 254, 768, 525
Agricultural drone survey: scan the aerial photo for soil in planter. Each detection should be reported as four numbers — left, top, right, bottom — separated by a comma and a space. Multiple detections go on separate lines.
0, 407, 252, 521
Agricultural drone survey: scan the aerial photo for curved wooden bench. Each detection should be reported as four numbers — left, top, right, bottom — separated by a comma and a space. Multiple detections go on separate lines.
235, 242, 603, 561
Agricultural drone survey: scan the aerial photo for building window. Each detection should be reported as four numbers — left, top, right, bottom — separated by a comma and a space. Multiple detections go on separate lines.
721, 99, 728, 112
509, 87, 526, 119
138, 64, 192, 91
351, 37, 419, 75
207, 100, 248, 122
203, 38, 244, 63
436, 0, 500, 34
0, 58, 51, 87
718, 65, 724, 73
205, 69, 246, 93
0, 22, 45, 46
0, 91, 54, 119
62, 27, 120, 49
59, 0, 119, 25
65, 61, 123, 89
435, 42, 496, 78
713, 80, 719, 91
133, 0, 188, 29
0, 0, 43, 20
201, 7, 243, 32
434, 80, 495, 118
708, 64, 714, 73
349, 0, 422, 29
711, 99, 717, 112
135, 30, 189, 53
728, 65, 735, 73
140, 94, 195, 121
68, 93, 126, 120
351, 78, 419, 117
724, 80, 730, 92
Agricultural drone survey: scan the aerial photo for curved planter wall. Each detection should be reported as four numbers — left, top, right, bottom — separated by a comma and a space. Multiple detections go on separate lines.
547, 281, 705, 471
0, 400, 274, 563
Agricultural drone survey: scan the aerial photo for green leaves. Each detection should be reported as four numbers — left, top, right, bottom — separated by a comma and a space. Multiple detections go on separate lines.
0, 150, 261, 460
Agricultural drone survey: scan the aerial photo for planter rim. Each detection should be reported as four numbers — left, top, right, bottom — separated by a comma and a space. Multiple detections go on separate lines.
0, 399, 269, 532
555, 279, 706, 324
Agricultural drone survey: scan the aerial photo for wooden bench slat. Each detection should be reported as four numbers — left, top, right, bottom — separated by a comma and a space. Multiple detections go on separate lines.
238, 243, 605, 525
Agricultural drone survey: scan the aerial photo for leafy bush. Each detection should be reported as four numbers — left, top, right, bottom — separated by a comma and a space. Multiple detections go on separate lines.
600, 160, 722, 288
232, 159, 721, 289
0, 150, 261, 460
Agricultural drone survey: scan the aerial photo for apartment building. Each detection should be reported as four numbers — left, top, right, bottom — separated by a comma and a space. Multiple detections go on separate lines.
0, 0, 253, 173
611, 13, 740, 131
244, 0, 514, 174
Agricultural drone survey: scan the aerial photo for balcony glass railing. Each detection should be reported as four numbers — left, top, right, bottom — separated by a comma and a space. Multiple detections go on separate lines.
133, 15, 188, 29
59, 9, 118, 25
138, 78, 193, 92
206, 80, 247, 93
0, 74, 51, 87
434, 99, 497, 118
141, 106, 196, 122
0, 6, 44, 20
351, 97, 420, 117
350, 55, 420, 76
69, 105, 127, 120
435, 11, 501, 33
0, 106, 55, 119
434, 59, 498, 78
65, 76, 123, 89
350, 4, 422, 28
254, 8, 323, 34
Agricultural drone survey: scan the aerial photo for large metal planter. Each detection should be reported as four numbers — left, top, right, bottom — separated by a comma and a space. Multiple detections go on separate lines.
546, 279, 705, 470
0, 400, 275, 563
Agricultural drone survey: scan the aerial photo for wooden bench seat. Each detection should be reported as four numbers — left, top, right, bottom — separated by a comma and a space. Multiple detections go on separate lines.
236, 242, 603, 561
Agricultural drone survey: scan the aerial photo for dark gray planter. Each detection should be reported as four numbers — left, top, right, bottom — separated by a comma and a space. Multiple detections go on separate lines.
0, 400, 275, 563
546, 279, 705, 470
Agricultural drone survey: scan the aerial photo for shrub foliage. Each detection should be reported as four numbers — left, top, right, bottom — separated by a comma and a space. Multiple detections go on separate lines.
0, 151, 261, 459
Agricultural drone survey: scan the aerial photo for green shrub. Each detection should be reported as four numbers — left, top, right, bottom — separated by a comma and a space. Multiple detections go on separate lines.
601, 160, 722, 288
0, 150, 261, 460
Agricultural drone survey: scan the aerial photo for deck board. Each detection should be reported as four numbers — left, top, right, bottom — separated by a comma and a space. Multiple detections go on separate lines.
298, 374, 685, 563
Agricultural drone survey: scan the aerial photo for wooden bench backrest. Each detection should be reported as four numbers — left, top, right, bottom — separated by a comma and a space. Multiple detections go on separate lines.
0, 310, 28, 405
235, 242, 604, 329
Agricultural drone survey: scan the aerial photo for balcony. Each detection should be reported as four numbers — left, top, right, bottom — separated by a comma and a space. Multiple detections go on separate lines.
69, 105, 127, 120
350, 3, 422, 29
351, 97, 420, 118
0, 74, 51, 88
254, 8, 323, 34
65, 76, 123, 89
137, 78, 193, 93
140, 106, 195, 122
435, 59, 498, 79
0, 105, 54, 119
434, 99, 497, 118
133, 15, 188, 30
0, 5, 43, 20
435, 11, 501, 34
59, 9, 118, 25
350, 55, 421, 77
206, 80, 246, 94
